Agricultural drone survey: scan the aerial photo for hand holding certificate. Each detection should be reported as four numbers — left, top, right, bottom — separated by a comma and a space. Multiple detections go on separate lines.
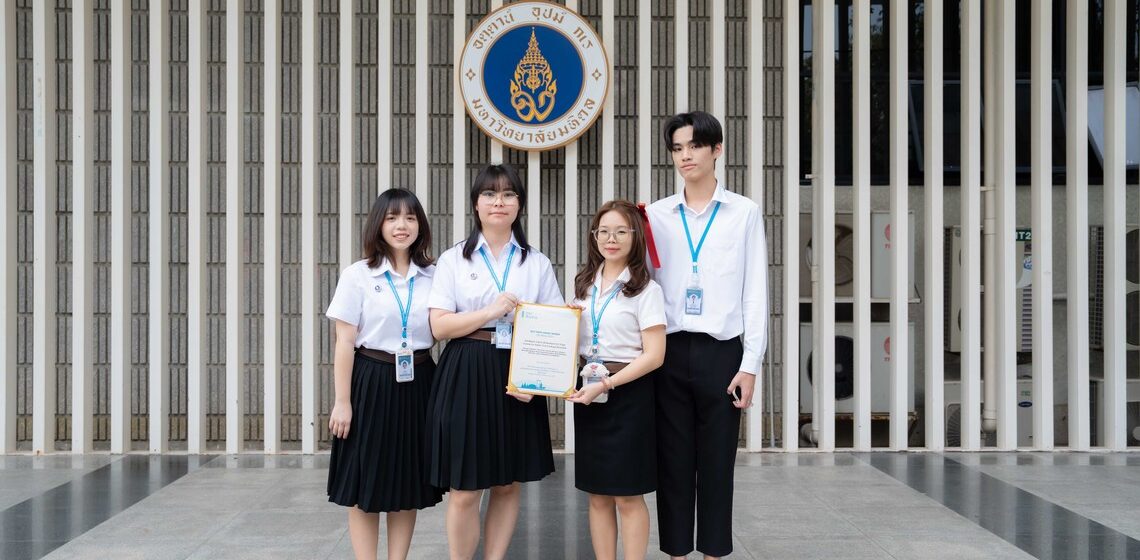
507, 303, 582, 397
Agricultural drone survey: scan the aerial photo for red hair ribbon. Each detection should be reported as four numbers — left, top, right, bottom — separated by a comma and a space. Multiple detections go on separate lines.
637, 202, 661, 269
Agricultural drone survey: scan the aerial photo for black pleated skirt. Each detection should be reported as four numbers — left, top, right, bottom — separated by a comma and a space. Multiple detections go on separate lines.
425, 337, 555, 490
327, 351, 444, 513
573, 371, 657, 496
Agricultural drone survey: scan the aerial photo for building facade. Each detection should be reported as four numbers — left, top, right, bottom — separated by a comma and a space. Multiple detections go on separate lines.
2, 0, 1138, 454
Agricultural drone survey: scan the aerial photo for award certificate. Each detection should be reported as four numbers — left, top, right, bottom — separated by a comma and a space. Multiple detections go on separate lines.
506, 303, 582, 397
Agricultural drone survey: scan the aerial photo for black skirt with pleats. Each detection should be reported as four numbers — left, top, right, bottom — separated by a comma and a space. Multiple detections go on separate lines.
327, 350, 444, 513
425, 337, 555, 490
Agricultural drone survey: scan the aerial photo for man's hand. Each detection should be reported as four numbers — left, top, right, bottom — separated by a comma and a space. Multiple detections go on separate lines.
726, 372, 755, 409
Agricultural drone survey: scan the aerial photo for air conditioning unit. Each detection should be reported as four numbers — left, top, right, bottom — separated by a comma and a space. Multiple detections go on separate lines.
869, 212, 919, 300
799, 213, 855, 299
944, 378, 1071, 448
799, 322, 916, 415
798, 212, 917, 299
945, 378, 1140, 448
944, 226, 1034, 353
1089, 377, 1140, 447
1131, 392, 1140, 447
1089, 226, 1140, 378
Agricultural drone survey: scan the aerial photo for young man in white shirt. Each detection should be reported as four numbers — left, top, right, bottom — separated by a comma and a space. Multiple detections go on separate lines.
646, 111, 769, 559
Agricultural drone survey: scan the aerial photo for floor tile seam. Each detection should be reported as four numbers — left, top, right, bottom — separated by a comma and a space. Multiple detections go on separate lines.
115, 501, 254, 515
62, 506, 242, 544
194, 508, 253, 542
975, 465, 1140, 488
809, 485, 947, 513
198, 535, 355, 549
830, 516, 1003, 537
1008, 505, 1140, 541
822, 499, 890, 549
734, 533, 900, 560
933, 461, 1110, 536
204, 513, 349, 545
861, 532, 1031, 560
0, 465, 116, 518
871, 453, 1140, 558
171, 470, 294, 480
177, 512, 235, 560
964, 467, 1140, 513
0, 455, 214, 560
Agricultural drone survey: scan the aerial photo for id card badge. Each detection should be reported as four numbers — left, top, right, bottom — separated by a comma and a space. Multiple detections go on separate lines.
494, 319, 513, 350
395, 348, 415, 382
685, 287, 704, 315
578, 362, 608, 404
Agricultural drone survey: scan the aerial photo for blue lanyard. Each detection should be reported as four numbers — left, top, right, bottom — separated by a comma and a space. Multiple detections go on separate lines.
589, 282, 622, 352
478, 245, 516, 293
678, 200, 722, 273
384, 271, 415, 346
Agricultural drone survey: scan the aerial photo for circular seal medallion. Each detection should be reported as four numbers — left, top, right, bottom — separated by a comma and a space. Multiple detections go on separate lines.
459, 2, 609, 151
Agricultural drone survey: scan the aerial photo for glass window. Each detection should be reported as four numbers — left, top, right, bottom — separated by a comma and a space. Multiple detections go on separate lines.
798, 0, 1140, 186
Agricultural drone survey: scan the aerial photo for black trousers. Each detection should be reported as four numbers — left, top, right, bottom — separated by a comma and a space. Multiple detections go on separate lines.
655, 331, 743, 557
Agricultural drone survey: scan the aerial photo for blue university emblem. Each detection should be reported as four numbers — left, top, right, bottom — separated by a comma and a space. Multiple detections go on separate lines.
459, 2, 609, 151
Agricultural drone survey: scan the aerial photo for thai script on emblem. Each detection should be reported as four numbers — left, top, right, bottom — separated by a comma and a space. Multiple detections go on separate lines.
459, 2, 609, 152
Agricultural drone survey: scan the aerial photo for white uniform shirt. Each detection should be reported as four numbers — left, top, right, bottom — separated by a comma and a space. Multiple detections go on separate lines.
325, 258, 436, 352
647, 184, 769, 374
428, 234, 564, 328
569, 268, 666, 363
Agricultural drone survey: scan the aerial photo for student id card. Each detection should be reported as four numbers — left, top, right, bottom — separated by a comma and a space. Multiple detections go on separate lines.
685, 287, 704, 315
395, 348, 414, 382
494, 319, 513, 350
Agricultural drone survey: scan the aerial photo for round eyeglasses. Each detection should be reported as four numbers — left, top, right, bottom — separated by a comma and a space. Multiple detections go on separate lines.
592, 228, 632, 242
478, 190, 520, 204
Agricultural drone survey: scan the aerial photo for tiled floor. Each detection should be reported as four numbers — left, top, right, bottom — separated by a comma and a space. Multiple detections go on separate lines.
1, 452, 1138, 559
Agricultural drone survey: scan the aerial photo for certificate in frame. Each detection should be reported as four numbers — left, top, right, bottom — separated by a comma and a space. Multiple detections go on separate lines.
506, 303, 582, 397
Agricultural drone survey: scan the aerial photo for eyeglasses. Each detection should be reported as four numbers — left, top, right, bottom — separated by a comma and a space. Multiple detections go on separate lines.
478, 190, 520, 204
592, 228, 632, 242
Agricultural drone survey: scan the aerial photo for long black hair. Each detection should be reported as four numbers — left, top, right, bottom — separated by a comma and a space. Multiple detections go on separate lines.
461, 164, 531, 263
361, 188, 434, 269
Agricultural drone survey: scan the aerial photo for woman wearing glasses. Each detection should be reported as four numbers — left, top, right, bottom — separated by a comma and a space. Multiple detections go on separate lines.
325, 188, 442, 560
425, 164, 563, 560
567, 200, 666, 560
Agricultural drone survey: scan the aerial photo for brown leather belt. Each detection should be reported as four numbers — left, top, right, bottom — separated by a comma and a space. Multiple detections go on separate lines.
579, 358, 627, 375
356, 347, 433, 365
461, 329, 496, 343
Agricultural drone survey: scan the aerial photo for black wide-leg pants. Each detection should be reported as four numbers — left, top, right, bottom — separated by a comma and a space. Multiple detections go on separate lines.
655, 331, 744, 557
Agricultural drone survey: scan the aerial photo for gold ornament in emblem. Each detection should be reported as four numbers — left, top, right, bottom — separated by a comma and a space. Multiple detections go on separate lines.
510, 28, 558, 123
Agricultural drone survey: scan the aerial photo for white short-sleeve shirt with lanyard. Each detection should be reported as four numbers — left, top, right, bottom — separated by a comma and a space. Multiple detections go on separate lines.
325, 258, 436, 352
569, 267, 666, 363
647, 183, 770, 374
427, 234, 564, 326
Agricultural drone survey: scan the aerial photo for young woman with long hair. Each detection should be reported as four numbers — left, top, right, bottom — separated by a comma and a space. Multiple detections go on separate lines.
425, 164, 563, 560
567, 199, 666, 560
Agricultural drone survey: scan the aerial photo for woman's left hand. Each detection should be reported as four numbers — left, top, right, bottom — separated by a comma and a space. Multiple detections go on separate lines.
567, 381, 607, 405
506, 389, 534, 403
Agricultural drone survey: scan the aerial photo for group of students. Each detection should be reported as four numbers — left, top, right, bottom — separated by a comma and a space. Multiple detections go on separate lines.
325, 111, 768, 560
